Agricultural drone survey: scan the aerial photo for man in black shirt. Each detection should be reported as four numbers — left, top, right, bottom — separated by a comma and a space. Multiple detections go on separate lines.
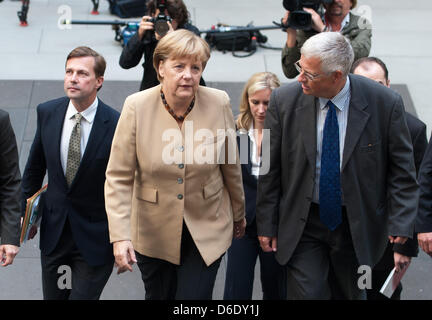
119, 0, 205, 91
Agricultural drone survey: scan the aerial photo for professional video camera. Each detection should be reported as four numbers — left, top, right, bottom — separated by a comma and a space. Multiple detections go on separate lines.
149, 0, 172, 38
282, 0, 332, 30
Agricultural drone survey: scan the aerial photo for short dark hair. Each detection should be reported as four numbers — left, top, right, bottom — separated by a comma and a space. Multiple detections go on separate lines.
66, 46, 106, 78
351, 57, 389, 81
147, 0, 190, 27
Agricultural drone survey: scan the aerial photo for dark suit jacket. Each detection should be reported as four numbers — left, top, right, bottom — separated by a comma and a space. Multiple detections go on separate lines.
416, 132, 432, 233
256, 74, 419, 267
0, 110, 21, 246
21, 97, 119, 266
237, 132, 258, 236
375, 113, 426, 270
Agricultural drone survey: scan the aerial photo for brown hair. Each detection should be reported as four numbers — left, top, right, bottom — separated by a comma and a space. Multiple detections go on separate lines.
147, 0, 189, 27
153, 29, 210, 82
236, 72, 280, 131
66, 46, 106, 78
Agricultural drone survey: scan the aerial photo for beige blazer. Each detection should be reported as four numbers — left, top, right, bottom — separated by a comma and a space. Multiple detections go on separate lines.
105, 85, 245, 266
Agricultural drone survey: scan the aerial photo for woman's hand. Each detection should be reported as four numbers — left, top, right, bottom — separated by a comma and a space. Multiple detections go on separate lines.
233, 218, 246, 239
113, 240, 137, 274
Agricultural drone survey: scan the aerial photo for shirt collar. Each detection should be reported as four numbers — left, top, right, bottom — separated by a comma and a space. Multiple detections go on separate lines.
66, 97, 98, 123
319, 76, 350, 111
325, 12, 350, 32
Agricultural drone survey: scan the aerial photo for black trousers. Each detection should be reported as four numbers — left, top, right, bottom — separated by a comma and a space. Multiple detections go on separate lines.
40, 219, 113, 300
367, 244, 402, 300
284, 203, 366, 300
135, 222, 222, 300
224, 228, 286, 300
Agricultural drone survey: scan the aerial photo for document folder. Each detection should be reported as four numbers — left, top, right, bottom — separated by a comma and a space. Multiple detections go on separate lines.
20, 184, 47, 244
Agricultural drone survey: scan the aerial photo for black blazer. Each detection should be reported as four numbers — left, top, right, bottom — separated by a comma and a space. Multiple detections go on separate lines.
416, 131, 432, 233
0, 110, 21, 246
237, 132, 258, 236
21, 97, 119, 266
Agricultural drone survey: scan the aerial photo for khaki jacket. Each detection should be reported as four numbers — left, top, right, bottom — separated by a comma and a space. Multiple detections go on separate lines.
105, 85, 245, 266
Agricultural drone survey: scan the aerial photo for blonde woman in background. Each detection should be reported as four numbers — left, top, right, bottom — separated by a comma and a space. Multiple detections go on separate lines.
224, 72, 285, 300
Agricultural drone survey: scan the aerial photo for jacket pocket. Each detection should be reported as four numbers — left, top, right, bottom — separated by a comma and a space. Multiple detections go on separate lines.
135, 186, 158, 203
359, 140, 381, 153
203, 176, 224, 199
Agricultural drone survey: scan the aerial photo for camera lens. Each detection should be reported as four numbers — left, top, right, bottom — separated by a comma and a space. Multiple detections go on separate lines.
155, 20, 170, 37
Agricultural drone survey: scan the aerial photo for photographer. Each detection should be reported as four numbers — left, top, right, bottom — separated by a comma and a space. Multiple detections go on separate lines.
281, 0, 371, 79
119, 0, 205, 91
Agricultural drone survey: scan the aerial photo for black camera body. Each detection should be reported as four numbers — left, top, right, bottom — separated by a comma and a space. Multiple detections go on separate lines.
150, 0, 172, 37
283, 0, 333, 30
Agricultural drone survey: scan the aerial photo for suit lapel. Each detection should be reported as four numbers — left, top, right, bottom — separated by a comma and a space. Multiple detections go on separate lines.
296, 94, 317, 168
52, 99, 69, 188
70, 101, 110, 188
341, 77, 370, 171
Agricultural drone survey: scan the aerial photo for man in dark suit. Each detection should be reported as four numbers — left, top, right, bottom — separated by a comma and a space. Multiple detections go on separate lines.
21, 46, 120, 300
0, 110, 21, 267
417, 138, 432, 257
351, 56, 428, 300
256, 32, 419, 299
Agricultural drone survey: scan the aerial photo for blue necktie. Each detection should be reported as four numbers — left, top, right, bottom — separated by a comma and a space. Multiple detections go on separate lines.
319, 100, 342, 231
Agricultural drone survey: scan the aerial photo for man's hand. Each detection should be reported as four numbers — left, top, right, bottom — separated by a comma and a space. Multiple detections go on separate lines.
418, 232, 432, 256
137, 15, 155, 40
302, 8, 325, 32
113, 240, 137, 274
394, 252, 411, 273
0, 244, 19, 267
258, 236, 277, 253
388, 236, 407, 245
233, 218, 246, 239
283, 11, 297, 48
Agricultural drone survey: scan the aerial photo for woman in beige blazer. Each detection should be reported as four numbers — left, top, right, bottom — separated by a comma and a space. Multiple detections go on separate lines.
105, 29, 246, 299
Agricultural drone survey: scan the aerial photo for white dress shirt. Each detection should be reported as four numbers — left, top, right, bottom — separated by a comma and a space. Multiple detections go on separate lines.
60, 97, 98, 175
248, 123, 261, 178
313, 77, 351, 203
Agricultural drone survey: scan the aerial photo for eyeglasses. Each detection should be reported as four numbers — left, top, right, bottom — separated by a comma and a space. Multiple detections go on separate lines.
294, 60, 326, 81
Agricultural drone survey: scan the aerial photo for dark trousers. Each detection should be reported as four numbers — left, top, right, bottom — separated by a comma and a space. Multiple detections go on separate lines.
367, 244, 402, 300
136, 223, 222, 300
224, 230, 286, 300
284, 204, 366, 300
40, 219, 113, 300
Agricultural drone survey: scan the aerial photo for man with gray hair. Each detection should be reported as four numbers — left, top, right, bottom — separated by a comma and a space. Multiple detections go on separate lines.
256, 32, 418, 299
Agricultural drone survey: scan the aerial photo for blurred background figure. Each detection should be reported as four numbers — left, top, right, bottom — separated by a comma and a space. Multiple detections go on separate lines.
281, 0, 371, 79
105, 30, 245, 300
119, 0, 205, 91
351, 56, 427, 300
223, 72, 286, 300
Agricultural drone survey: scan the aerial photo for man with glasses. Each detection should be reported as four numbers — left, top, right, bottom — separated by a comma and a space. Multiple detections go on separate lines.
256, 32, 418, 299
282, 0, 371, 79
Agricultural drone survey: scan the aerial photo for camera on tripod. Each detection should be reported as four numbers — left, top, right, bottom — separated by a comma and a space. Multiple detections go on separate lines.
283, 0, 332, 30
149, 0, 172, 37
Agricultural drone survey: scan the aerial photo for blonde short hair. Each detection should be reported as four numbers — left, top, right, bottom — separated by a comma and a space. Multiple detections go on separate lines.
153, 29, 210, 82
236, 72, 280, 131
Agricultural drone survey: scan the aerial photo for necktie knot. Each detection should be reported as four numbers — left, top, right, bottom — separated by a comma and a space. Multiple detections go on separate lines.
74, 113, 83, 123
